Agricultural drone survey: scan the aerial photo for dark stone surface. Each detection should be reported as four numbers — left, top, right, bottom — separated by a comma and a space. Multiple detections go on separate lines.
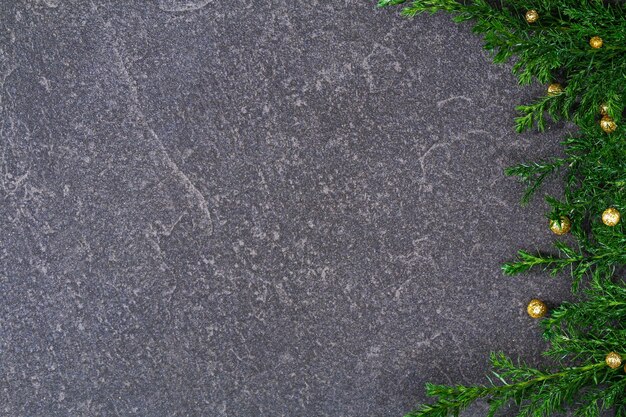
0, 1, 572, 416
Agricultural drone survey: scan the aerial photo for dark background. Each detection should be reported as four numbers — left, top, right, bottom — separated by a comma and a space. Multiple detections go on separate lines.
1, 1, 572, 416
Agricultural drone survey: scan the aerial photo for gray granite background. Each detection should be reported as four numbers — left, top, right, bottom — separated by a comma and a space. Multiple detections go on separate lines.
0, 1, 573, 416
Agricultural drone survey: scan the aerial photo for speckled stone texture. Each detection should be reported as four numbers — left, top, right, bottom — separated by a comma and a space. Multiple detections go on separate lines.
1, 1, 573, 416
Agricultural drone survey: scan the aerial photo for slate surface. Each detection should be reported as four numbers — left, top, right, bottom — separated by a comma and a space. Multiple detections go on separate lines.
0, 1, 573, 416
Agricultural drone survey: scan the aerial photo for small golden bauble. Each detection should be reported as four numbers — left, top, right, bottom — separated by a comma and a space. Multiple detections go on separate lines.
525, 9, 539, 23
549, 216, 571, 235
600, 103, 610, 116
527, 299, 548, 319
590, 36, 603, 49
602, 207, 621, 227
606, 352, 622, 369
600, 115, 617, 133
547, 83, 563, 97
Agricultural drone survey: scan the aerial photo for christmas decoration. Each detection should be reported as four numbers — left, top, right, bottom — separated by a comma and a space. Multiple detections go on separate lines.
600, 115, 617, 133
525, 9, 539, 23
549, 216, 571, 236
589, 36, 603, 49
378, 1, 626, 416
600, 103, 609, 116
527, 299, 548, 318
602, 207, 621, 227
546, 83, 563, 97
605, 352, 622, 369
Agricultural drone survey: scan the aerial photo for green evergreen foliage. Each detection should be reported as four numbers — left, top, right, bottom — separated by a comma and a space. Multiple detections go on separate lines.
378, 0, 626, 132
377, 1, 626, 416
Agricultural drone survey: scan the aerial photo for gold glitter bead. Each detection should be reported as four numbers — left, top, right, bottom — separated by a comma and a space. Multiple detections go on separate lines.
600, 115, 617, 133
606, 352, 622, 369
547, 83, 563, 97
550, 216, 571, 235
525, 9, 539, 23
589, 36, 603, 49
600, 103, 610, 116
602, 207, 621, 227
527, 299, 548, 319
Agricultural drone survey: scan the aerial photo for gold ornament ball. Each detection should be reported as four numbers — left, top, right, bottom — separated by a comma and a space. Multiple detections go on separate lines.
547, 83, 563, 96
525, 9, 539, 23
600, 115, 617, 133
602, 207, 621, 227
600, 103, 610, 116
550, 216, 571, 235
606, 352, 622, 369
527, 299, 548, 319
589, 36, 603, 49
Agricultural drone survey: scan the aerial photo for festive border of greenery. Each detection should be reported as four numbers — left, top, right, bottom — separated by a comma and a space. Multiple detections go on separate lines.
377, 1, 626, 416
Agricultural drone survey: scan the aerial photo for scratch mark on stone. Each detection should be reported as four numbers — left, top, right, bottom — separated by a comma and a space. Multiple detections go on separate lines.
146, 126, 213, 232
418, 142, 450, 172
361, 42, 401, 93
436, 95, 472, 109
157, 0, 212, 12
104, 23, 213, 234
161, 212, 186, 237
0, 66, 16, 107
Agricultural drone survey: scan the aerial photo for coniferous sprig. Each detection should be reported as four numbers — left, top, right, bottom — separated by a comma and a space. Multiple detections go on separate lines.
504, 119, 626, 288
404, 282, 626, 417
504, 159, 567, 206
405, 354, 615, 417
378, 0, 626, 131
542, 279, 626, 361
